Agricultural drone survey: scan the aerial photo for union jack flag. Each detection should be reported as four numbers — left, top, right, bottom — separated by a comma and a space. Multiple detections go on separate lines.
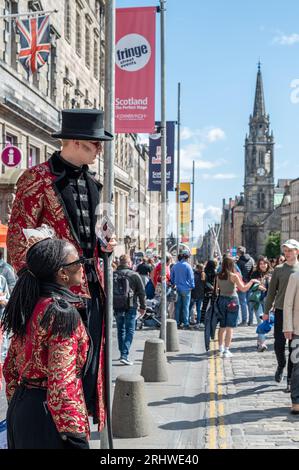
16, 15, 50, 74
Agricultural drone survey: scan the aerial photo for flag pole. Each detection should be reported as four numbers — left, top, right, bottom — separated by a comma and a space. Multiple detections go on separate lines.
159, 0, 167, 345
0, 9, 58, 19
176, 82, 181, 257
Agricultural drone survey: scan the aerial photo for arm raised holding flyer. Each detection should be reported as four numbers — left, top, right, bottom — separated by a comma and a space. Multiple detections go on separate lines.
96, 216, 117, 253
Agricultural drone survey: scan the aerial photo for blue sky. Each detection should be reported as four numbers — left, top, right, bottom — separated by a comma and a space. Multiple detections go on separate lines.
116, 0, 299, 236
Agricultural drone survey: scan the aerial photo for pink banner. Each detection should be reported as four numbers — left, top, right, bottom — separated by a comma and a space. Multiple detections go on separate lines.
115, 7, 156, 134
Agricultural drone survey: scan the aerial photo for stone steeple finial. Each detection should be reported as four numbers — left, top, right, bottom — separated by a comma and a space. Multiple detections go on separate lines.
253, 62, 266, 117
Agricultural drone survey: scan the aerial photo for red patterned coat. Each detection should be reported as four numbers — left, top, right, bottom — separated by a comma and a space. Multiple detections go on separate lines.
3, 297, 90, 437
7, 152, 106, 430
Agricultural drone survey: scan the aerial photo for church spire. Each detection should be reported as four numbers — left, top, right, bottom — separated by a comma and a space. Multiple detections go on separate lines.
253, 62, 266, 117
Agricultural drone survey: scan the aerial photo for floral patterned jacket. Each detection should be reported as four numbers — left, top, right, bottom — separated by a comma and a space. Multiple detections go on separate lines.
3, 297, 90, 437
7, 152, 106, 430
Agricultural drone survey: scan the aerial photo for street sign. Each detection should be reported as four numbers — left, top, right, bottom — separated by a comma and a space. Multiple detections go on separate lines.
1, 146, 22, 167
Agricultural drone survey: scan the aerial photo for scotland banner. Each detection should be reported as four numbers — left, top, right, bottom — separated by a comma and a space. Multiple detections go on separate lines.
148, 121, 175, 191
115, 7, 156, 133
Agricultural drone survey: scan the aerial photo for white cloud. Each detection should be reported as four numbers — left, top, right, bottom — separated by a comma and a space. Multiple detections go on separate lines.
273, 33, 299, 46
203, 206, 222, 221
166, 199, 222, 237
194, 204, 222, 235
180, 126, 226, 142
178, 126, 227, 178
181, 127, 194, 140
207, 128, 226, 143
202, 173, 238, 180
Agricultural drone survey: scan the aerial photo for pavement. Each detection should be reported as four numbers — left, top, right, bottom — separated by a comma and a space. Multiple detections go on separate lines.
2, 322, 299, 449
213, 325, 299, 449
90, 324, 208, 449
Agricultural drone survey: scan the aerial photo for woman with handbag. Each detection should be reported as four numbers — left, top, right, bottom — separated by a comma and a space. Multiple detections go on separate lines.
1, 236, 91, 449
217, 256, 259, 357
248, 257, 272, 351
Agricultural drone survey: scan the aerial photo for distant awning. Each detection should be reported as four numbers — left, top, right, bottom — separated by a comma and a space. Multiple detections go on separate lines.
0, 223, 8, 248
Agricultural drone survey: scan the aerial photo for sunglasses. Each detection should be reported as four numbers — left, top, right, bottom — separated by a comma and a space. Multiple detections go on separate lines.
61, 257, 95, 269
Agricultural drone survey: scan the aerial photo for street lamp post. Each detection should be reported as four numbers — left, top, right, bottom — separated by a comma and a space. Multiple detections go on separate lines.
159, 0, 167, 344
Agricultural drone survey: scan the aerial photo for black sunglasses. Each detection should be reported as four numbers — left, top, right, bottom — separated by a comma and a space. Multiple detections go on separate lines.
61, 257, 95, 269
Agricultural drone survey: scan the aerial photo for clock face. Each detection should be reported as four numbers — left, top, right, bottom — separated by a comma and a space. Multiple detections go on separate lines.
257, 167, 265, 176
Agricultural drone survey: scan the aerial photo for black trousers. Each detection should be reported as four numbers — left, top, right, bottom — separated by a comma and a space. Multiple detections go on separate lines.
81, 281, 104, 421
200, 293, 212, 323
274, 308, 293, 380
6, 385, 65, 449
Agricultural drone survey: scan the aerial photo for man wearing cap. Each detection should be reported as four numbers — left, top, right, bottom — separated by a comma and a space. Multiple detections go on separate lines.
263, 239, 299, 390
170, 250, 195, 329
7, 109, 115, 432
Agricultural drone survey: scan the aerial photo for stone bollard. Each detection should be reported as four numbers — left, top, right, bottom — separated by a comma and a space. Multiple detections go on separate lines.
141, 338, 168, 382
166, 319, 180, 352
112, 374, 152, 438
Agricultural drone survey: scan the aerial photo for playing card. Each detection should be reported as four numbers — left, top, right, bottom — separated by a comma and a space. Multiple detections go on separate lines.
95, 215, 115, 248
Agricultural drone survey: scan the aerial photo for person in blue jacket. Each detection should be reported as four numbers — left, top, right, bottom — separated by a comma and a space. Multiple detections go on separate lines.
171, 250, 195, 329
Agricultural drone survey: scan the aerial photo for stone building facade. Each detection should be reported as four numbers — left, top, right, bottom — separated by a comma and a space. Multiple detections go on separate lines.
220, 195, 244, 254
281, 178, 299, 243
0, 0, 161, 255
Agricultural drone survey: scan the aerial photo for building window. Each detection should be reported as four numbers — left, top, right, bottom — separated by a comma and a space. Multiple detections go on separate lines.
28, 145, 40, 168
85, 25, 91, 68
84, 89, 92, 107
93, 32, 99, 79
74, 78, 83, 108
100, 43, 105, 86
4, 0, 18, 69
76, 10, 82, 56
257, 191, 265, 210
65, 0, 71, 42
49, 36, 57, 102
5, 133, 17, 146
258, 150, 264, 166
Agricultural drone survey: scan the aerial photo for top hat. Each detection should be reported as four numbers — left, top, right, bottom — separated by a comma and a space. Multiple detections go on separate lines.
52, 109, 113, 141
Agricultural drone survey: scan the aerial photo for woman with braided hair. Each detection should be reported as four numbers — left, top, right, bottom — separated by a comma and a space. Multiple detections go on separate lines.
1, 237, 91, 449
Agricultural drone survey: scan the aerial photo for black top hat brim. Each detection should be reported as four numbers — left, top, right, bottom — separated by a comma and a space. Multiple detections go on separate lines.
51, 130, 113, 141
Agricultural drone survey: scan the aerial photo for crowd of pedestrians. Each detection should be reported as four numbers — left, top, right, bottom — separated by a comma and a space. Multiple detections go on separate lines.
3, 233, 299, 447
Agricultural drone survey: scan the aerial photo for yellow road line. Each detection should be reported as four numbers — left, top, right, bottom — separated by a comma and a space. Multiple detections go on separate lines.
216, 350, 227, 449
208, 339, 217, 449
208, 336, 228, 449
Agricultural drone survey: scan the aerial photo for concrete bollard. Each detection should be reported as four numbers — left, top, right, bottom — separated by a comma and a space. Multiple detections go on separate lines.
141, 338, 168, 382
112, 374, 152, 438
166, 319, 180, 352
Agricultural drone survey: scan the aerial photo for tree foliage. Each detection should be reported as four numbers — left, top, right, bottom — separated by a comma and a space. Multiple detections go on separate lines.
264, 232, 281, 259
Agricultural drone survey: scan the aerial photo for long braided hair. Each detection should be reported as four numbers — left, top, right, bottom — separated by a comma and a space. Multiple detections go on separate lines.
1, 238, 73, 337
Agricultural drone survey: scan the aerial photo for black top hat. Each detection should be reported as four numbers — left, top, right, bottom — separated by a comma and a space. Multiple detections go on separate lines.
52, 109, 113, 141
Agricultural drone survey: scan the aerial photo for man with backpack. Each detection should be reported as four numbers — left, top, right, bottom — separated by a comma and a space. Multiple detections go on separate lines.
113, 254, 146, 365
236, 246, 254, 326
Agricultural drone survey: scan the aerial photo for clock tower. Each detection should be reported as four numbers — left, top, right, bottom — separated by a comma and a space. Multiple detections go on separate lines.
243, 63, 275, 257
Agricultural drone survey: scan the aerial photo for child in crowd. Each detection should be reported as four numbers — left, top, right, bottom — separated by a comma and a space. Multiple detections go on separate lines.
248, 257, 272, 351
